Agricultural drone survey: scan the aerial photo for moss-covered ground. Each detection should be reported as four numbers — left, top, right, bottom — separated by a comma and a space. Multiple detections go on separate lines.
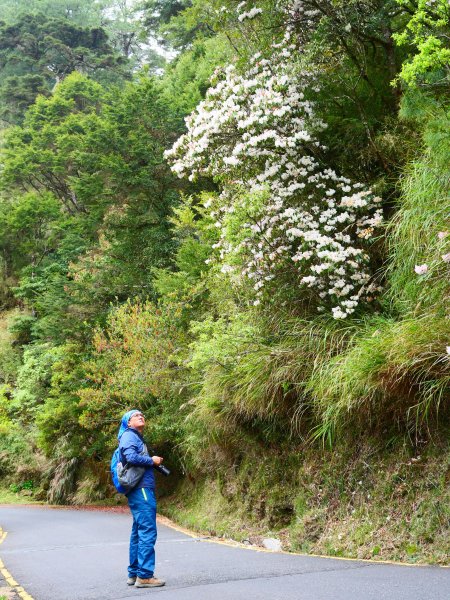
0, 489, 42, 505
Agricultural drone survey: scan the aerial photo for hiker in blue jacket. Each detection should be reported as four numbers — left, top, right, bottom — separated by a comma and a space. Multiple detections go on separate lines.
118, 409, 165, 588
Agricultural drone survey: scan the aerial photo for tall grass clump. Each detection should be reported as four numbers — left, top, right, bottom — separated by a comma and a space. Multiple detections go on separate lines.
308, 315, 449, 444
387, 96, 449, 316
386, 114, 449, 316
387, 158, 449, 315
185, 312, 349, 464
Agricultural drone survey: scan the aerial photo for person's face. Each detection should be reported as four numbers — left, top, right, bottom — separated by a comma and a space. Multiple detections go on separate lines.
128, 412, 145, 432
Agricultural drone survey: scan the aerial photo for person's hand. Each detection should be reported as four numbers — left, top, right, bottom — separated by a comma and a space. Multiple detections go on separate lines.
152, 456, 163, 466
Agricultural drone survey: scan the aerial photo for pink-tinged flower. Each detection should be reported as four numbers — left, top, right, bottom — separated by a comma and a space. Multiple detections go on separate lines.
437, 231, 448, 240
414, 264, 428, 275
442, 253, 450, 263
447, 347, 450, 355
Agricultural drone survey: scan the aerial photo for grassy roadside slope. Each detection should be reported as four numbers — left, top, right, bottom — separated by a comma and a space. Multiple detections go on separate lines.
159, 432, 449, 565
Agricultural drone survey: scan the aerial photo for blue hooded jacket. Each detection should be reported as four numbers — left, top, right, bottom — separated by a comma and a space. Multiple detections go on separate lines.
118, 410, 155, 491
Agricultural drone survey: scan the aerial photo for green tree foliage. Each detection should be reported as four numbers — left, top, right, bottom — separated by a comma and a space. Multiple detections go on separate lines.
0, 0, 448, 528
394, 0, 450, 89
1, 71, 180, 341
0, 0, 169, 72
0, 12, 126, 123
142, 0, 208, 50
160, 35, 232, 116
0, 193, 61, 272
35, 343, 89, 457
2, 74, 107, 214
0, 311, 21, 384
0, 0, 109, 26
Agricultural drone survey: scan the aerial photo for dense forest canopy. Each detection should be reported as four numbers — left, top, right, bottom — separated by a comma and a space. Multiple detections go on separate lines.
0, 0, 448, 562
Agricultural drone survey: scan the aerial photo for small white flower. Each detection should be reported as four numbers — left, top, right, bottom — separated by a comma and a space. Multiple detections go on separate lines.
220, 264, 234, 274
414, 264, 428, 275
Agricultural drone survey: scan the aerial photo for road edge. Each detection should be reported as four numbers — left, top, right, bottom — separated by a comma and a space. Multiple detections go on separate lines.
0, 527, 34, 600
157, 514, 449, 569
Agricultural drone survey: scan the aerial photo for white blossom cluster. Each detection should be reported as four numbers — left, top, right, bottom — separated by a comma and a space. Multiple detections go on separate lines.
216, 2, 263, 21
165, 24, 383, 318
236, 1, 263, 22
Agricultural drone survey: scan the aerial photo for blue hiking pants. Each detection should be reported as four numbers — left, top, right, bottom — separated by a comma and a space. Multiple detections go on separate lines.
127, 487, 157, 579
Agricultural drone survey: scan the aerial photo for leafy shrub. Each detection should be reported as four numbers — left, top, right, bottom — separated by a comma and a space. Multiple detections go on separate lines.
9, 480, 34, 493
77, 300, 188, 449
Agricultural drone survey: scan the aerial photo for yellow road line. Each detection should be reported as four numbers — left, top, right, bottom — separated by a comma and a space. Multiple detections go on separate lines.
0, 530, 36, 600
15, 585, 35, 600
0, 531, 7, 544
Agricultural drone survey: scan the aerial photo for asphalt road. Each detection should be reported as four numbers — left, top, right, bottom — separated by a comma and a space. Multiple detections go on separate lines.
0, 505, 448, 600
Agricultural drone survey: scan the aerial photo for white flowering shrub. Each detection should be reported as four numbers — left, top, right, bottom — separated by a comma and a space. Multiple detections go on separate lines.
165, 27, 383, 318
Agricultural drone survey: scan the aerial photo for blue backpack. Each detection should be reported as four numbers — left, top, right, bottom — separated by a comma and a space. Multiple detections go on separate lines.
111, 447, 127, 494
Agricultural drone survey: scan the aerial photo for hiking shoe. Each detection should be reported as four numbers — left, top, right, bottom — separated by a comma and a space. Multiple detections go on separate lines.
135, 577, 166, 588
127, 577, 136, 586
